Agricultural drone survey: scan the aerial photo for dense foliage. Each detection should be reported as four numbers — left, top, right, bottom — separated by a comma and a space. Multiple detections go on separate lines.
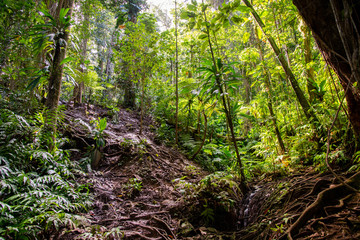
0, 0, 359, 238
0, 90, 91, 239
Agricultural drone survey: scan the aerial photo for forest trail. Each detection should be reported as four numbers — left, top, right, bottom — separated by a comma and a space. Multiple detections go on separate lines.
60, 104, 207, 239
57, 104, 360, 240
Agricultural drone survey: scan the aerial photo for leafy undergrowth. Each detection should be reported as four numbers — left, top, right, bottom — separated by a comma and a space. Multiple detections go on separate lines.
0, 109, 91, 239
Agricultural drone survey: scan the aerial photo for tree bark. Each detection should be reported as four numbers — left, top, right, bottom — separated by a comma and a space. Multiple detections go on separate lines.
292, 0, 360, 145
46, 0, 74, 110
45, 0, 74, 148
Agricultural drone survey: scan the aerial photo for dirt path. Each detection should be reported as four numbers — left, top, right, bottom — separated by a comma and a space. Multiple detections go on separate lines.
57, 104, 360, 240
60, 104, 207, 239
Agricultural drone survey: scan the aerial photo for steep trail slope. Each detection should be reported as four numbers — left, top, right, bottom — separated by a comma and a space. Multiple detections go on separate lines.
60, 104, 207, 239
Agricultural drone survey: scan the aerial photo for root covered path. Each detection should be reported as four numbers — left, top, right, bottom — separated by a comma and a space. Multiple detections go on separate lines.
58, 104, 360, 240
61, 104, 207, 239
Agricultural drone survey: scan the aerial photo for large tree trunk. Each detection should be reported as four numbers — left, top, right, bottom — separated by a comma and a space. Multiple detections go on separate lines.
45, 0, 74, 149
46, 0, 74, 110
292, 0, 360, 144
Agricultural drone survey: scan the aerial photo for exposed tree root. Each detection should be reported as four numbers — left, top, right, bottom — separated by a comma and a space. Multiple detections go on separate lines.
152, 216, 177, 239
324, 193, 353, 214
303, 178, 331, 198
280, 171, 360, 240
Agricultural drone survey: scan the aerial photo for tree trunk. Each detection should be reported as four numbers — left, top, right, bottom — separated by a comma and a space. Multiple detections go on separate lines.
202, 5, 247, 190
45, 0, 74, 149
73, 3, 90, 105
301, 24, 318, 103
124, 79, 136, 108
292, 0, 360, 145
122, 7, 138, 109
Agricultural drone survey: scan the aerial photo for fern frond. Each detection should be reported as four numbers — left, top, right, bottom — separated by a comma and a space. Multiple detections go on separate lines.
0, 179, 18, 194
0, 166, 12, 179
0, 156, 9, 166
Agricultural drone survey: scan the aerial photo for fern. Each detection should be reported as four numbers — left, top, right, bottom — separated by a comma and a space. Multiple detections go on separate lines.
0, 108, 92, 239
0, 166, 12, 179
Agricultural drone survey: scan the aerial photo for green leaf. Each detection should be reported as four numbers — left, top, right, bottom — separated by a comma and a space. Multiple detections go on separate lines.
231, 15, 243, 24
26, 76, 42, 91
201, 4, 209, 12
180, 10, 190, 20
59, 8, 70, 22
237, 5, 250, 13
60, 57, 75, 65
99, 118, 107, 131
222, 18, 230, 28
188, 4, 197, 11
198, 34, 208, 39
242, 32, 250, 43
189, 21, 196, 30
105, 83, 114, 88
232, 0, 241, 9
256, 26, 263, 40
217, 58, 223, 70
201, 40, 208, 53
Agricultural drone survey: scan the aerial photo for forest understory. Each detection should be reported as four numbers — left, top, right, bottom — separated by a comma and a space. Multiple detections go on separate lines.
55, 104, 360, 240
2, 0, 360, 239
